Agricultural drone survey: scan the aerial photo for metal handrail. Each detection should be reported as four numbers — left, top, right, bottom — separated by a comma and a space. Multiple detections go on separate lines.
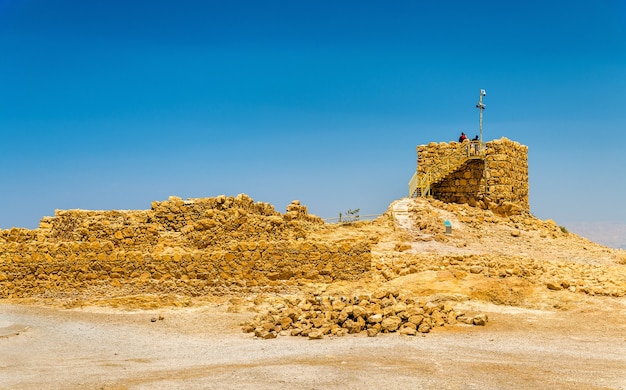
409, 141, 485, 197
323, 214, 382, 223
408, 171, 419, 196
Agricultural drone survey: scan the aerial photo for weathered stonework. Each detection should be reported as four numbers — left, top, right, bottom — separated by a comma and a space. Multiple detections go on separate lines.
0, 194, 371, 298
416, 137, 529, 214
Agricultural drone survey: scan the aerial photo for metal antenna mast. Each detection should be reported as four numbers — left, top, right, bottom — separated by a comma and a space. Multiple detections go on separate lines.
476, 89, 486, 142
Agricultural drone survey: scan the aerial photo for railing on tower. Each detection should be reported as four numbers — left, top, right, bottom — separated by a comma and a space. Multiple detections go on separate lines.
409, 140, 485, 198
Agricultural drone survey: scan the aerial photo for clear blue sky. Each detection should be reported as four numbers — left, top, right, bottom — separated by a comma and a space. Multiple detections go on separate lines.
1, 0, 625, 230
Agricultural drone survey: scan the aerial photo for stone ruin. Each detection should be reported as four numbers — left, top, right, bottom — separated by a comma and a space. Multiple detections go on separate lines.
0, 193, 495, 338
415, 137, 529, 215
0, 194, 371, 298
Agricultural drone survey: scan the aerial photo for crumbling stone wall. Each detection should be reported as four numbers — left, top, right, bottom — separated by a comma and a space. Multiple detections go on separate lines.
0, 195, 371, 298
416, 137, 529, 213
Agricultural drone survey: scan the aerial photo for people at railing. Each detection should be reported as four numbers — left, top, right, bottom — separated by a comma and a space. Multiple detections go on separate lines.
459, 132, 481, 156
458, 132, 470, 156
454, 134, 481, 156
471, 135, 480, 155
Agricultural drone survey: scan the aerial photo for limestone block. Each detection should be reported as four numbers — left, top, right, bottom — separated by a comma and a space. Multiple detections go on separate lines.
381, 316, 402, 332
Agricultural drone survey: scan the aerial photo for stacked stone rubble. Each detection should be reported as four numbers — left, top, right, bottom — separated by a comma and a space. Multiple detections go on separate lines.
0, 195, 370, 298
244, 290, 488, 339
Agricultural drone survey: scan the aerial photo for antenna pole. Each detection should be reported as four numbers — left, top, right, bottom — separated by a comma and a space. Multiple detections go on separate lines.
476, 89, 486, 143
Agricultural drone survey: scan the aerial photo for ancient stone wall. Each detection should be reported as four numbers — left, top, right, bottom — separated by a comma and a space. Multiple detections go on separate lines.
483, 138, 529, 210
431, 160, 485, 206
0, 195, 371, 298
416, 137, 529, 214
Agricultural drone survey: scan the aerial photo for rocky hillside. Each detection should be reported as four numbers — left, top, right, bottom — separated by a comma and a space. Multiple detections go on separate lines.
236, 197, 626, 339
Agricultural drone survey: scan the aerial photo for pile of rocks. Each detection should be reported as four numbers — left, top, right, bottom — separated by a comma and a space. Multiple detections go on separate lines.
243, 290, 488, 339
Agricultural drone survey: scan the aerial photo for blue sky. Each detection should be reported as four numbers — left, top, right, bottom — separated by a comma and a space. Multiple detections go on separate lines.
1, 1, 625, 238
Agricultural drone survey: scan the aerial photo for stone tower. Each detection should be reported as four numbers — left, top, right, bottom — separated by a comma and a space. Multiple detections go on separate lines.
412, 137, 529, 214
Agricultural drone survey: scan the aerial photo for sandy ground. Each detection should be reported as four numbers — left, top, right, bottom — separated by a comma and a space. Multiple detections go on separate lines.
2, 296, 626, 390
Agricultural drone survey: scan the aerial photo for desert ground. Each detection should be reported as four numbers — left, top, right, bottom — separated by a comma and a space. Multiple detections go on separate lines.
2, 197, 626, 389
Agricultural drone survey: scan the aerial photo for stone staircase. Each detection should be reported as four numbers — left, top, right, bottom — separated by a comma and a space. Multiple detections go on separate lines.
390, 198, 413, 231
409, 141, 484, 198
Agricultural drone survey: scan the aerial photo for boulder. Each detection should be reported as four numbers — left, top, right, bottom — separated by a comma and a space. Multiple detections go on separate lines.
418, 322, 431, 333
472, 314, 488, 326
381, 316, 402, 332
308, 330, 324, 340
367, 313, 383, 324
399, 326, 417, 336
254, 329, 277, 339
546, 282, 563, 291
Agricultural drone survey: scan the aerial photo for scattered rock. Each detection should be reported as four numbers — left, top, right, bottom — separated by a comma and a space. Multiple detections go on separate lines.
472, 314, 488, 326
367, 314, 383, 324
456, 315, 474, 325
308, 330, 324, 340
381, 317, 402, 332
399, 326, 417, 336
547, 282, 563, 291
394, 243, 412, 252
254, 328, 277, 339
418, 322, 431, 333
